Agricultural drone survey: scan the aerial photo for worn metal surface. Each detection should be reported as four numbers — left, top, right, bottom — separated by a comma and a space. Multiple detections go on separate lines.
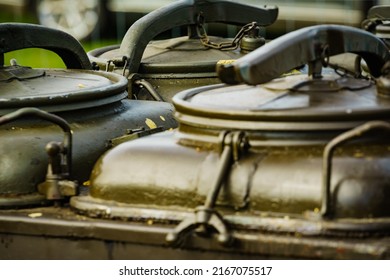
2, 21, 390, 260
0, 23, 177, 207
172, 74, 390, 131
0, 100, 176, 207
116, 0, 277, 72
0, 67, 128, 114
0, 207, 389, 259
68, 24, 390, 259
217, 25, 390, 85
81, 129, 390, 219
88, 0, 278, 102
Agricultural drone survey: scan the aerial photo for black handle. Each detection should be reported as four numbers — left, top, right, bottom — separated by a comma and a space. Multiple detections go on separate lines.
0, 23, 92, 69
117, 0, 278, 72
217, 24, 390, 85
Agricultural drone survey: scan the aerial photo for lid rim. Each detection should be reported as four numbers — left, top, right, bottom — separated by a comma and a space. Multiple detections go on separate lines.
173, 83, 390, 131
0, 69, 129, 114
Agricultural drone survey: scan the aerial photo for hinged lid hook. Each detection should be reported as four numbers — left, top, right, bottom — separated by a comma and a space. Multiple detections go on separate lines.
0, 107, 78, 202
166, 131, 249, 246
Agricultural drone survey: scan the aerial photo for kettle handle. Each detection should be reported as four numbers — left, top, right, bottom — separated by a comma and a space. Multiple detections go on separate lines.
117, 0, 278, 72
217, 24, 390, 85
0, 23, 92, 69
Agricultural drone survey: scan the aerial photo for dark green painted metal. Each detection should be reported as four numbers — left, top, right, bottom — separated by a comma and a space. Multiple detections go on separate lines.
116, 0, 278, 73
0, 208, 389, 259
217, 25, 390, 85
0, 100, 176, 207
67, 24, 390, 258
0, 23, 177, 208
88, 0, 278, 103
0, 68, 129, 114
171, 74, 390, 131
0, 107, 73, 175
321, 121, 390, 218
79, 129, 390, 219
2, 22, 390, 260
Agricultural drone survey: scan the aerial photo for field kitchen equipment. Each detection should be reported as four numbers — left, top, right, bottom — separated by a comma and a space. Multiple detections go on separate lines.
0, 23, 176, 209
1, 24, 390, 260
88, 0, 278, 102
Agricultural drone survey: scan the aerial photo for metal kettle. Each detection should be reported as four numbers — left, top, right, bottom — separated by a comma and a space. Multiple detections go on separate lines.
71, 24, 390, 259
0, 23, 176, 208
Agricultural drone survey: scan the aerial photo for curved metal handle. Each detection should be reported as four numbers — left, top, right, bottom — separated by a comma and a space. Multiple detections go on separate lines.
217, 24, 390, 85
0, 107, 73, 176
117, 0, 278, 72
321, 121, 390, 218
0, 23, 92, 69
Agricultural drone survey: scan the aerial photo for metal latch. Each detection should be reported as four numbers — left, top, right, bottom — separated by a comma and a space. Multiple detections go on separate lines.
37, 141, 78, 201
166, 131, 249, 246
0, 108, 77, 203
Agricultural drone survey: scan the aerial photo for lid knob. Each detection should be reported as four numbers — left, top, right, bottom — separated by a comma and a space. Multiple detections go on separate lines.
240, 25, 266, 53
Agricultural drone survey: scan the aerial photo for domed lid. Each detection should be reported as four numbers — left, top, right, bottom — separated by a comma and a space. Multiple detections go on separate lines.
173, 25, 390, 131
0, 23, 128, 115
0, 66, 128, 115
89, 0, 278, 74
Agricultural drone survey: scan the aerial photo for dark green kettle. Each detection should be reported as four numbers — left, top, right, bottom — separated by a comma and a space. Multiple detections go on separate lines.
0, 23, 176, 208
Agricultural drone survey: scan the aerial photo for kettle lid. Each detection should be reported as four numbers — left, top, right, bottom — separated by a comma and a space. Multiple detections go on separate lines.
173, 25, 390, 131
0, 23, 128, 115
0, 65, 128, 115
